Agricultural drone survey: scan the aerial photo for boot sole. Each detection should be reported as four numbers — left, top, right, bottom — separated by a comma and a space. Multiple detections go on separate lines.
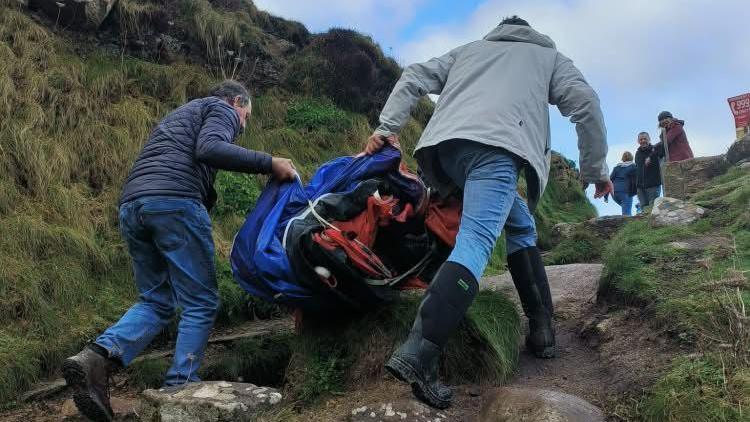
385, 355, 452, 409
62, 359, 113, 422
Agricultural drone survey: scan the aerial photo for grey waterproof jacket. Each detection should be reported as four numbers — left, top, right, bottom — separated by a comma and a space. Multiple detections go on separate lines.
120, 97, 272, 208
375, 24, 608, 208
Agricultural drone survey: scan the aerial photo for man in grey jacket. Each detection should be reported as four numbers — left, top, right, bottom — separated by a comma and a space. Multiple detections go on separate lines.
366, 16, 612, 408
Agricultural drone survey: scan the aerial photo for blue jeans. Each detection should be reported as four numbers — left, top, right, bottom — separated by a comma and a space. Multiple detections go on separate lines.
95, 196, 218, 386
613, 192, 634, 216
437, 140, 537, 280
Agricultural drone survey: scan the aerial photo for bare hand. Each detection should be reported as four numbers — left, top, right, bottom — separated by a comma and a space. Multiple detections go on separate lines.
271, 157, 296, 181
364, 133, 398, 155
645, 158, 651, 167
594, 180, 614, 199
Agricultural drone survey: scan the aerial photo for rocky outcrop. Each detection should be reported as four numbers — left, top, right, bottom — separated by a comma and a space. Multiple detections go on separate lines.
662, 155, 730, 200
349, 399, 447, 422
650, 197, 706, 227
477, 388, 604, 422
139, 382, 282, 422
727, 136, 750, 165
31, 0, 116, 30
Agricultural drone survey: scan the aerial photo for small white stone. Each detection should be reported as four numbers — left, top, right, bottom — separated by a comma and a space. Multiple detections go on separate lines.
370, 411, 376, 417
269, 392, 282, 405
352, 406, 368, 415
398, 412, 407, 419
253, 387, 268, 394
257, 393, 268, 399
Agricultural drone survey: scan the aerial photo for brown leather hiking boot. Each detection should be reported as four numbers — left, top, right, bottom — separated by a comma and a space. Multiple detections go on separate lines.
63, 346, 119, 422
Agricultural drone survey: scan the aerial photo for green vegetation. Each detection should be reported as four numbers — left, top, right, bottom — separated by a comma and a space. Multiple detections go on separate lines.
545, 228, 604, 265
0, 0, 594, 406
602, 167, 750, 420
534, 158, 598, 250
286, 291, 520, 403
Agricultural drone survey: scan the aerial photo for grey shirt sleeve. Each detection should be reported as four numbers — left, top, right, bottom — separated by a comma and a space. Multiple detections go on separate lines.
195, 103, 273, 174
549, 52, 609, 183
375, 50, 456, 137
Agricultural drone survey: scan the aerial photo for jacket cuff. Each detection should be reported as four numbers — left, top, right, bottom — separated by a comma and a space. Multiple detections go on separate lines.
260, 152, 273, 174
374, 127, 396, 138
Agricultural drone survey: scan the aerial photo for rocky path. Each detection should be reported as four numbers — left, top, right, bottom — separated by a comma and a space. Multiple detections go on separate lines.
3, 264, 675, 421
486, 265, 615, 407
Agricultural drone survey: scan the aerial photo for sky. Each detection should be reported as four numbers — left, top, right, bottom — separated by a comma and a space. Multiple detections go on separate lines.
254, 0, 750, 215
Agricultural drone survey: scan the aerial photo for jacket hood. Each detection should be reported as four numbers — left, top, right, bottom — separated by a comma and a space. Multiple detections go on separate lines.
483, 24, 556, 49
616, 161, 635, 167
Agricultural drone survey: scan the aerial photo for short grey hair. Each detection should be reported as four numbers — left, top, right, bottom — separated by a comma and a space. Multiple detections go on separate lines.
210, 80, 250, 107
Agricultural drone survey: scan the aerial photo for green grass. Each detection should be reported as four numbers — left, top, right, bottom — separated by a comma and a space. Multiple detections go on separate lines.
545, 228, 605, 265
601, 166, 750, 420
640, 355, 750, 422
533, 157, 598, 250
0, 1, 592, 406
285, 290, 520, 403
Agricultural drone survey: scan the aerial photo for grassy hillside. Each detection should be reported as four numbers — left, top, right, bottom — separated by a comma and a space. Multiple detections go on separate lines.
600, 167, 750, 420
0, 0, 594, 405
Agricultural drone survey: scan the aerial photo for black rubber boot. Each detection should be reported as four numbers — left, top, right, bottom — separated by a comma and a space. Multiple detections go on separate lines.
507, 247, 556, 358
63, 344, 120, 422
385, 262, 478, 409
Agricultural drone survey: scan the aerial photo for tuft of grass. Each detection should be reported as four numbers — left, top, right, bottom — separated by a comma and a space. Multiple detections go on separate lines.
126, 357, 171, 390
533, 154, 598, 250
286, 97, 350, 133
545, 228, 605, 265
285, 290, 520, 404
640, 355, 750, 422
213, 171, 261, 218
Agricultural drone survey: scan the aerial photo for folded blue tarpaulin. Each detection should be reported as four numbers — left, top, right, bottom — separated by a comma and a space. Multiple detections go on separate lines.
229, 145, 424, 312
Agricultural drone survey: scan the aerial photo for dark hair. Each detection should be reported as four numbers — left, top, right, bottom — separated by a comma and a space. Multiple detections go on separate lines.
657, 111, 673, 122
500, 15, 530, 27
210, 80, 250, 107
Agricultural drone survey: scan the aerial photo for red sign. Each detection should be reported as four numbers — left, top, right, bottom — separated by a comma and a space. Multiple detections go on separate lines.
728, 93, 750, 128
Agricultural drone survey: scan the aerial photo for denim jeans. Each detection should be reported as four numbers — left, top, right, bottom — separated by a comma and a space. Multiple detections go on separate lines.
437, 140, 537, 280
613, 191, 634, 216
95, 196, 218, 386
637, 186, 661, 209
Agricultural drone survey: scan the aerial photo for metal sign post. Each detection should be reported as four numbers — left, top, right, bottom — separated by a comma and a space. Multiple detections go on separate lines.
660, 126, 670, 196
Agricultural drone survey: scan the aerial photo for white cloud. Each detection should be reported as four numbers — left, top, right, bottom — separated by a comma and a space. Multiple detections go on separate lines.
400, 0, 750, 91
252, 0, 749, 215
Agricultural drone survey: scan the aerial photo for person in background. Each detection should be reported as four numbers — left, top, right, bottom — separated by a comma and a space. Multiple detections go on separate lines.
609, 151, 637, 215
634, 131, 661, 210
364, 15, 611, 409
62, 80, 296, 422
649, 111, 694, 164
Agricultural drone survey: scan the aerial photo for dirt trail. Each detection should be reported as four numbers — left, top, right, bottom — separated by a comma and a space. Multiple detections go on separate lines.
485, 264, 676, 419
486, 265, 614, 406
3, 264, 674, 421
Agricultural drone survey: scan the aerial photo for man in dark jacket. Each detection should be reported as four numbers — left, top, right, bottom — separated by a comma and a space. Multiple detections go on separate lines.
652, 111, 694, 162
634, 132, 661, 209
62, 80, 296, 422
